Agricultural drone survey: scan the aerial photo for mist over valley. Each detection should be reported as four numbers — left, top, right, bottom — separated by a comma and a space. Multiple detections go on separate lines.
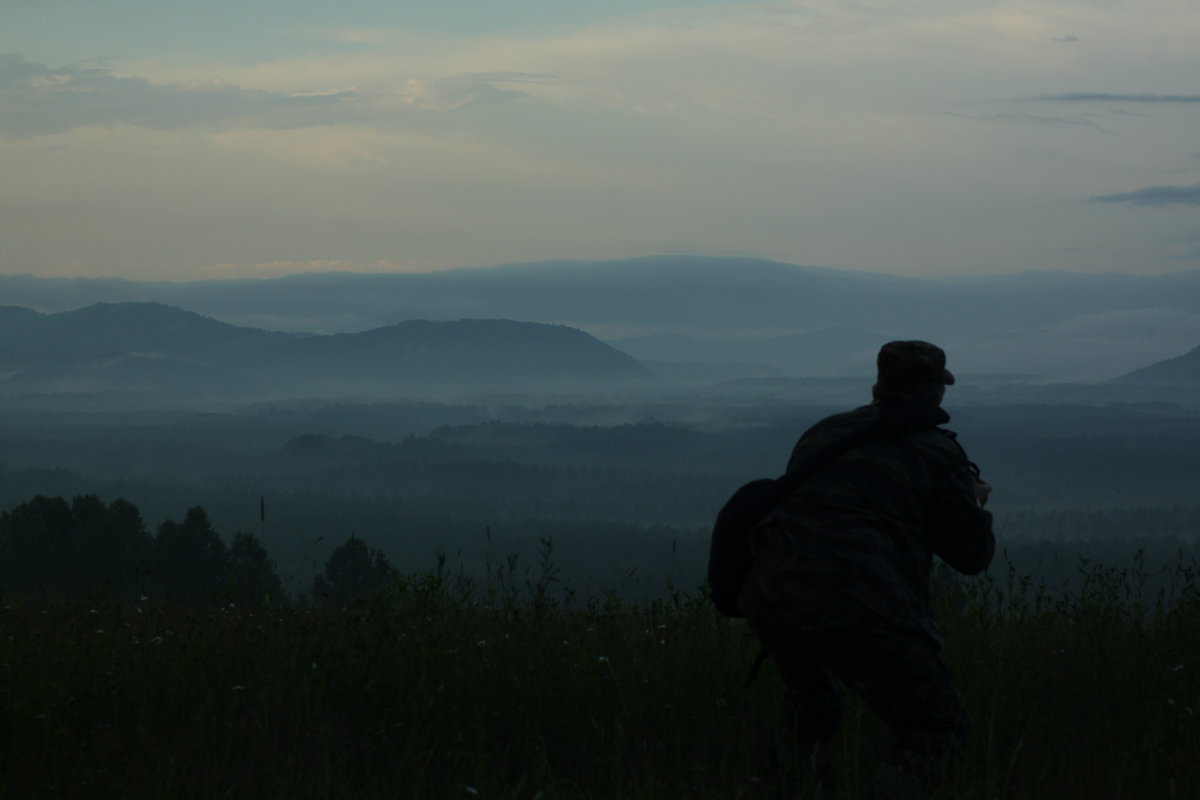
6, 257, 1200, 384
2, 258, 1199, 600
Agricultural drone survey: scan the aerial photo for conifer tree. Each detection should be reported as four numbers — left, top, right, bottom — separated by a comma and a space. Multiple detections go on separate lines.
227, 531, 284, 605
312, 536, 394, 604
154, 506, 228, 602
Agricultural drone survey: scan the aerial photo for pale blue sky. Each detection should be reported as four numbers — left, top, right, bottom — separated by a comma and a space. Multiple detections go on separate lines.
5, 0, 757, 62
2, 0, 1198, 280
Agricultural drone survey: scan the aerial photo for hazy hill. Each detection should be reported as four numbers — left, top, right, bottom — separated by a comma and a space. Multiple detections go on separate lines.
4, 258, 1200, 380
609, 325, 888, 377
0, 302, 299, 372
1116, 344, 1200, 385
0, 303, 651, 396
3, 258, 1198, 335
0, 305, 42, 329
256, 319, 653, 391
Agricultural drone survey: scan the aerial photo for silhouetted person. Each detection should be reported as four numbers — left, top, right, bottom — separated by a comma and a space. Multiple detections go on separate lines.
737, 341, 994, 798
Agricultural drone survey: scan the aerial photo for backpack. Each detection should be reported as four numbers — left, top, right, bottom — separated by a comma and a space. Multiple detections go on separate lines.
707, 478, 791, 617
707, 420, 896, 618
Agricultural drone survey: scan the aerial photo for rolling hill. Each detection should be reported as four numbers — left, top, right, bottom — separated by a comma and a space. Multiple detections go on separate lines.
1116, 345, 1200, 385
4, 257, 1200, 381
0, 304, 652, 397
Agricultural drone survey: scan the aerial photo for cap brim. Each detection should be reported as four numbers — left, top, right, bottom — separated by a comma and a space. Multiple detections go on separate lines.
942, 368, 956, 386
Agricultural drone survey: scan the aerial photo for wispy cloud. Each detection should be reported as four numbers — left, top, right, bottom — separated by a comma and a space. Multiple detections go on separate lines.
1093, 183, 1200, 206
1031, 92, 1200, 103
407, 72, 555, 111
941, 111, 1110, 133
0, 54, 551, 139
5, 0, 1200, 279
0, 54, 356, 138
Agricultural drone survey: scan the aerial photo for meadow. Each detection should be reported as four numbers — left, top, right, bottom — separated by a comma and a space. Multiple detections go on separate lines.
1, 551, 1197, 800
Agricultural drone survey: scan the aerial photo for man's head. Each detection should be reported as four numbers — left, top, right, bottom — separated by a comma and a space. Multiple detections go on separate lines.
873, 340, 955, 405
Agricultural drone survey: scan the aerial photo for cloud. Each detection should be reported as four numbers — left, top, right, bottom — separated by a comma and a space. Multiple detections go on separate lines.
941, 111, 1110, 133
1032, 92, 1200, 103
0, 54, 357, 138
1093, 183, 1200, 206
0, 54, 560, 139
401, 72, 553, 111
6, 1, 1200, 280
1052, 35, 1079, 43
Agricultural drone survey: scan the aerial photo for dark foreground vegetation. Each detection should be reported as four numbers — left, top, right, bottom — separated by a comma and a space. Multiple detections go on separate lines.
1, 546, 1197, 799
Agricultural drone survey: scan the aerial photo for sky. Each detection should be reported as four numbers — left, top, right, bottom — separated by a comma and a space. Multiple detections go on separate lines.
2, 0, 1199, 281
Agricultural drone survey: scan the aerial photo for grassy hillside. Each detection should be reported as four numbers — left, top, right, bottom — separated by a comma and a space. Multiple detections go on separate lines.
2, 556, 1196, 799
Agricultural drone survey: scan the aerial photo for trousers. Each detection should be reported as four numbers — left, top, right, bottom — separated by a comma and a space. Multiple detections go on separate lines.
755, 625, 968, 790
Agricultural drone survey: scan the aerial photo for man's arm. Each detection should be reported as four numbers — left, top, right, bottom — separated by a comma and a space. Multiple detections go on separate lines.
927, 441, 995, 575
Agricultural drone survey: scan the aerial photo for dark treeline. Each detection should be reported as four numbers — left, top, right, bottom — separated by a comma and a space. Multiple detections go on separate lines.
0, 495, 283, 604
2, 492, 1199, 612
0, 493, 409, 607
4, 403, 1200, 544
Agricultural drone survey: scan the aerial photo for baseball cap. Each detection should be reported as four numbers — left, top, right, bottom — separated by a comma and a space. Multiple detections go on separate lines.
876, 340, 955, 394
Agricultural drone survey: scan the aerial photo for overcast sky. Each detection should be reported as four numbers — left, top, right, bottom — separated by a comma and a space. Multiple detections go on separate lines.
2, 0, 1198, 280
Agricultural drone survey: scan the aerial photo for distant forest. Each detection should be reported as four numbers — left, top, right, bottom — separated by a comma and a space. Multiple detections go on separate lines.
0, 495, 397, 606
2, 492, 1197, 609
1, 397, 1198, 602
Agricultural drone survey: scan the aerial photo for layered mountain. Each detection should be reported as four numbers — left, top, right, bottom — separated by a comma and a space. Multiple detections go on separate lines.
4, 257, 1200, 381
261, 319, 652, 391
7, 258, 1200, 336
609, 325, 888, 378
0, 302, 299, 372
1116, 345, 1200, 384
0, 303, 652, 396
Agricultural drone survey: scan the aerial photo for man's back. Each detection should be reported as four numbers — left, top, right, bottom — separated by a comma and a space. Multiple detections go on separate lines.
737, 341, 994, 798
737, 403, 993, 645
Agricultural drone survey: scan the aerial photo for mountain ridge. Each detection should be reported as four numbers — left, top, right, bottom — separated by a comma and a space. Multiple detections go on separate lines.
0, 303, 652, 397
4, 257, 1200, 381
1116, 344, 1200, 385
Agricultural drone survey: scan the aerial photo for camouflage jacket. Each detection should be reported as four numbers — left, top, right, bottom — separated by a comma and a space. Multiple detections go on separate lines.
736, 403, 994, 646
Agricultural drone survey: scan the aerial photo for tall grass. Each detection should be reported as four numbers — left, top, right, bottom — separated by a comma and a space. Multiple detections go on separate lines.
0, 552, 1196, 799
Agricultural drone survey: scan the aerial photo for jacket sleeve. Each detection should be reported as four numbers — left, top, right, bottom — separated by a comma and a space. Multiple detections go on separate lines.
926, 435, 995, 575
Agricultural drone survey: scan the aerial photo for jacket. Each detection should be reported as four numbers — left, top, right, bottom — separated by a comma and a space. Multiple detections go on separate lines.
736, 402, 994, 646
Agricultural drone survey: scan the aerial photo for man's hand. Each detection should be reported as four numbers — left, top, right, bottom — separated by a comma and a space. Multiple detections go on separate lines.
975, 480, 992, 507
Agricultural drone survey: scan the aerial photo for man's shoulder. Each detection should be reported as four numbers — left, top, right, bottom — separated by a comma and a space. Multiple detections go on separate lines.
913, 425, 972, 463
802, 405, 880, 439
793, 406, 969, 477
